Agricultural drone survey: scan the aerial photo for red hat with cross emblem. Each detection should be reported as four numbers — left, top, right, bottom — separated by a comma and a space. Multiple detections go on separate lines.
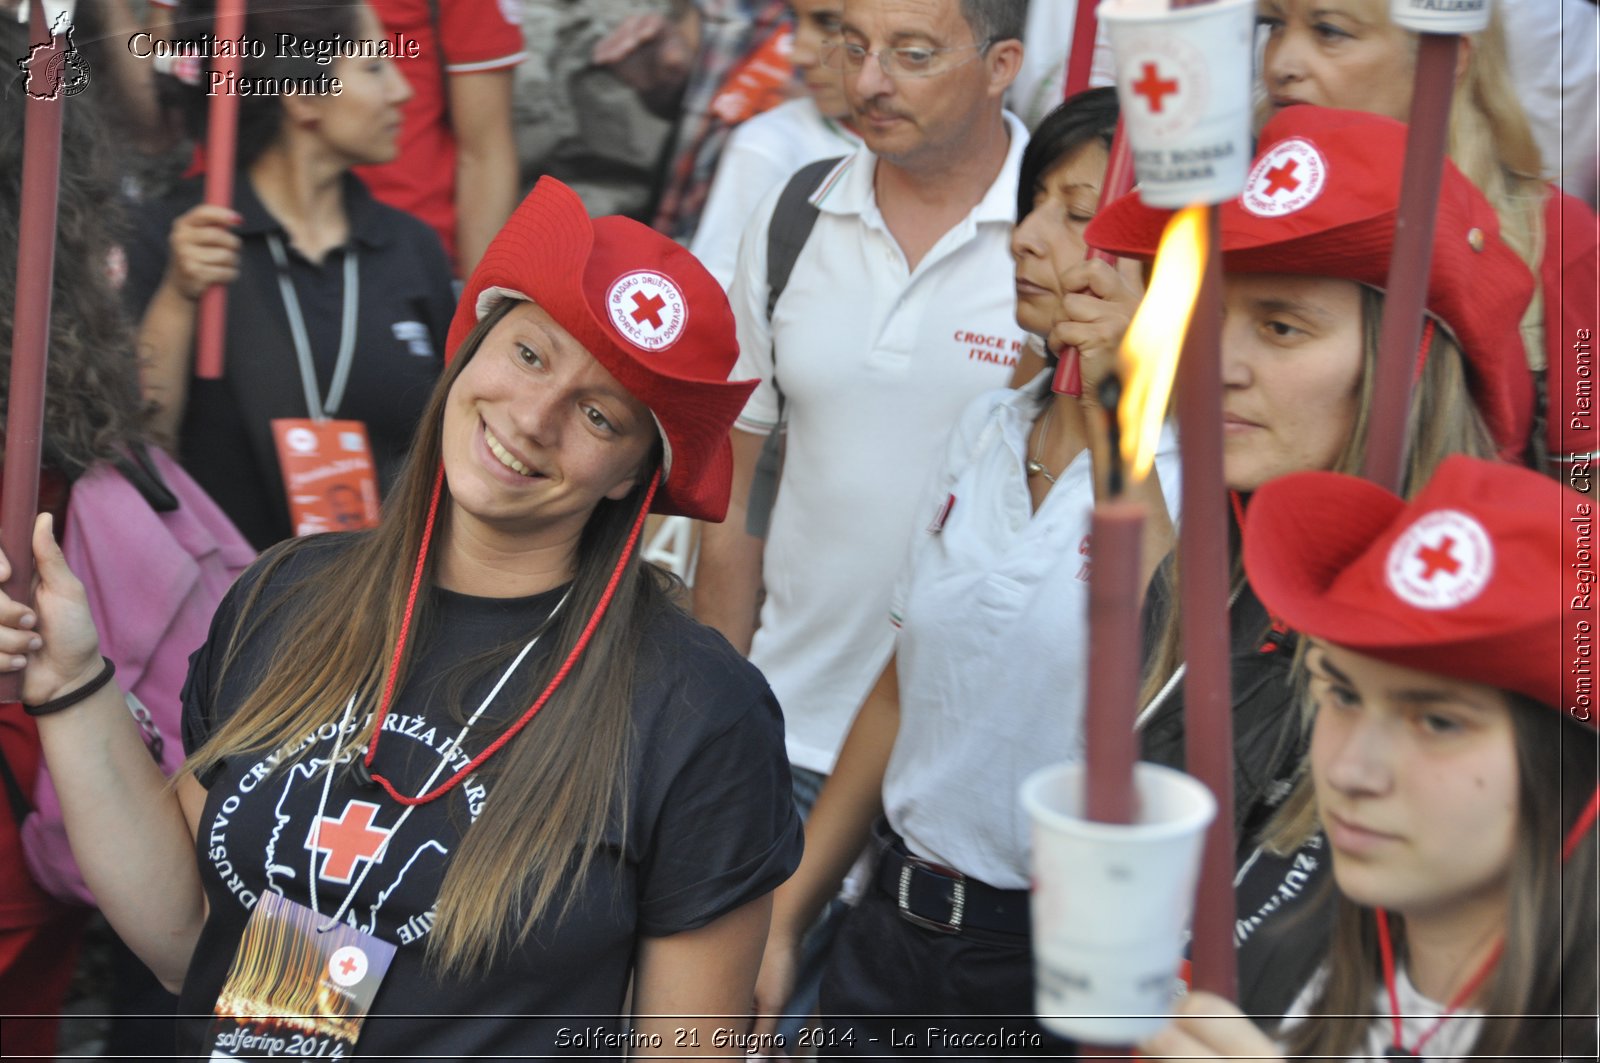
1241, 455, 1587, 719
445, 177, 756, 522
1085, 106, 1535, 460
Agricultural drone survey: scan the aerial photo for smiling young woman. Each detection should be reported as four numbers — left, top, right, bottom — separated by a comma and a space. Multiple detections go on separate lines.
5, 177, 802, 1059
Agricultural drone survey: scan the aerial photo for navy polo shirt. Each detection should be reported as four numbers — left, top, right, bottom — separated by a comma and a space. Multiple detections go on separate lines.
125, 172, 455, 549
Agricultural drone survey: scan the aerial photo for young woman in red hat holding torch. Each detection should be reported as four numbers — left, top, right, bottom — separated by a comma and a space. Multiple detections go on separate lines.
0, 177, 802, 1058
1082, 102, 1541, 1015
1136, 455, 1597, 1061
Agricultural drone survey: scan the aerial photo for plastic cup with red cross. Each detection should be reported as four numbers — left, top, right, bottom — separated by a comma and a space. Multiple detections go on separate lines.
1098, 0, 1256, 208
1020, 760, 1216, 1044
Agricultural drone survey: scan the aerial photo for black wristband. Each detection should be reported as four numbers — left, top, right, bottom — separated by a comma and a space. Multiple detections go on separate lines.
23, 657, 117, 717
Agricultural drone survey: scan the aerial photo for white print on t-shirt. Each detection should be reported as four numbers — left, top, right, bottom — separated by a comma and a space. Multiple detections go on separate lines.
391, 321, 436, 359
1234, 833, 1324, 946
205, 710, 489, 946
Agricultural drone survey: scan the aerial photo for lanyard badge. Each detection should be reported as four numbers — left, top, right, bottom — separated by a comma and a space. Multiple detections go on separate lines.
205, 891, 396, 1059
264, 234, 380, 537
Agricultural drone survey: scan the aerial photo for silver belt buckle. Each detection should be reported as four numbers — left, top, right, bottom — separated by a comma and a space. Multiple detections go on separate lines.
896, 856, 966, 934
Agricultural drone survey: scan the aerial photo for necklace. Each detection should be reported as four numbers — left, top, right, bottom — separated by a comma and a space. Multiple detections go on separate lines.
1375, 908, 1501, 1058
1025, 401, 1060, 485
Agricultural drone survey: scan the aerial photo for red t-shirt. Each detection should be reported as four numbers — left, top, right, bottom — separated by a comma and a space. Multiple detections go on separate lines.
355, 0, 525, 271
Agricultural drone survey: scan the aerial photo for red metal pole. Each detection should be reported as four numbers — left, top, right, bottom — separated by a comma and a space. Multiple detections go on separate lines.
1053, 122, 1136, 396
1155, 0, 1237, 1003
1, 0, 67, 703
193, 0, 248, 380
1174, 206, 1236, 1001
1361, 33, 1460, 493
1085, 500, 1144, 824
1063, 0, 1101, 100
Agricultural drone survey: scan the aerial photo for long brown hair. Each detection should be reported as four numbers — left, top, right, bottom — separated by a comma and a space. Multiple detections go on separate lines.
1282, 698, 1598, 1060
1137, 286, 1499, 740
184, 299, 680, 975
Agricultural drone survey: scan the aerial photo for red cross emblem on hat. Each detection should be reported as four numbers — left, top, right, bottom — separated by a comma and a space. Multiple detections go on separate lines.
1384, 510, 1494, 611
1243, 138, 1327, 218
307, 800, 392, 885
607, 271, 689, 352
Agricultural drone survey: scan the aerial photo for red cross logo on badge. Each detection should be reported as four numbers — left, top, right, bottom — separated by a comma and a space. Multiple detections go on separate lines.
1384, 510, 1494, 610
328, 944, 369, 988
1243, 138, 1327, 217
307, 800, 393, 884
607, 271, 689, 352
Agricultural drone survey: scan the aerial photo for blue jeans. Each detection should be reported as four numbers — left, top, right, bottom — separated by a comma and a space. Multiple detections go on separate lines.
780, 766, 852, 1045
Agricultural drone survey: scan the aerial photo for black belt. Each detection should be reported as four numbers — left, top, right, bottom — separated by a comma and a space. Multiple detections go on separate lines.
874, 825, 1031, 937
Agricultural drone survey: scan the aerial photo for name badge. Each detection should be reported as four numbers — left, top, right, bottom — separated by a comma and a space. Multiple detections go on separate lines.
206, 891, 395, 1058
270, 419, 381, 537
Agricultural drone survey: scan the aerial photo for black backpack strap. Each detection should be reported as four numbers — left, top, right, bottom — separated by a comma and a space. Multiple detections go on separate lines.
746, 156, 843, 539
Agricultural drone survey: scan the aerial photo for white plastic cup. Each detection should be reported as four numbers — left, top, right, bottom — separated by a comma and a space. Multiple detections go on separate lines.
1389, 0, 1491, 35
1020, 760, 1217, 1045
1098, 0, 1256, 208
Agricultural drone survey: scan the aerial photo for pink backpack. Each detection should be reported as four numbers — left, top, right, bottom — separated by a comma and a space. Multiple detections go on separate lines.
20, 446, 255, 905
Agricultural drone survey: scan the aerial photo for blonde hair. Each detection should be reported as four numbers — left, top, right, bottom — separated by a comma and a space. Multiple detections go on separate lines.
1253, 5, 1549, 370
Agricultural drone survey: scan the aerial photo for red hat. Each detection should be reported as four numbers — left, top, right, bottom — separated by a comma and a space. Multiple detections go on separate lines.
1086, 106, 1535, 458
446, 177, 756, 522
1242, 455, 1588, 721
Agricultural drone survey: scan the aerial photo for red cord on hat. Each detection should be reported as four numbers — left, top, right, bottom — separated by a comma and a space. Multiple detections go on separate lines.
1371, 780, 1597, 1056
1412, 318, 1435, 386
1564, 785, 1600, 863
361, 465, 661, 806
1376, 908, 1501, 1057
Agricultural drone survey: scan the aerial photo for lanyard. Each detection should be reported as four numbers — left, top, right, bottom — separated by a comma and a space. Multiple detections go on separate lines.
306, 601, 567, 933
266, 233, 359, 421
360, 466, 661, 807
1375, 909, 1500, 1058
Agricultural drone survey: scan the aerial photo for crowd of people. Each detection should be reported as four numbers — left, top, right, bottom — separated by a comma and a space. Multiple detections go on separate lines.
0, 0, 1595, 1060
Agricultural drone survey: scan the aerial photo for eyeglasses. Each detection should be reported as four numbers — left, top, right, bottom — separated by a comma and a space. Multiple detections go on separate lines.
820, 37, 994, 79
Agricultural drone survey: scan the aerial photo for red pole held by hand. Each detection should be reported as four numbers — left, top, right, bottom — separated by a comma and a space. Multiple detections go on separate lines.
1, 0, 68, 703
194, 0, 248, 380
1052, 121, 1136, 396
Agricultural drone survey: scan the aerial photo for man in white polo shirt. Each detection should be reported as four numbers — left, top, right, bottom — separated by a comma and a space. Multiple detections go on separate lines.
695, 0, 1029, 799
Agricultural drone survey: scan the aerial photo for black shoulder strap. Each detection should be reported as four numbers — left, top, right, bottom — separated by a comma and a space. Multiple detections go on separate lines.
746, 156, 843, 539
764, 156, 840, 322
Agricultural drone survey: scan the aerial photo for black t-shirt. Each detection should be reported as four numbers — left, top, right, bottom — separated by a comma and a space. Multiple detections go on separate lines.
125, 173, 455, 550
178, 536, 803, 1058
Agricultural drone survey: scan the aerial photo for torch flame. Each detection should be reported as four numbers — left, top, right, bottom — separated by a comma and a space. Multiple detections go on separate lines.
1120, 204, 1209, 480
